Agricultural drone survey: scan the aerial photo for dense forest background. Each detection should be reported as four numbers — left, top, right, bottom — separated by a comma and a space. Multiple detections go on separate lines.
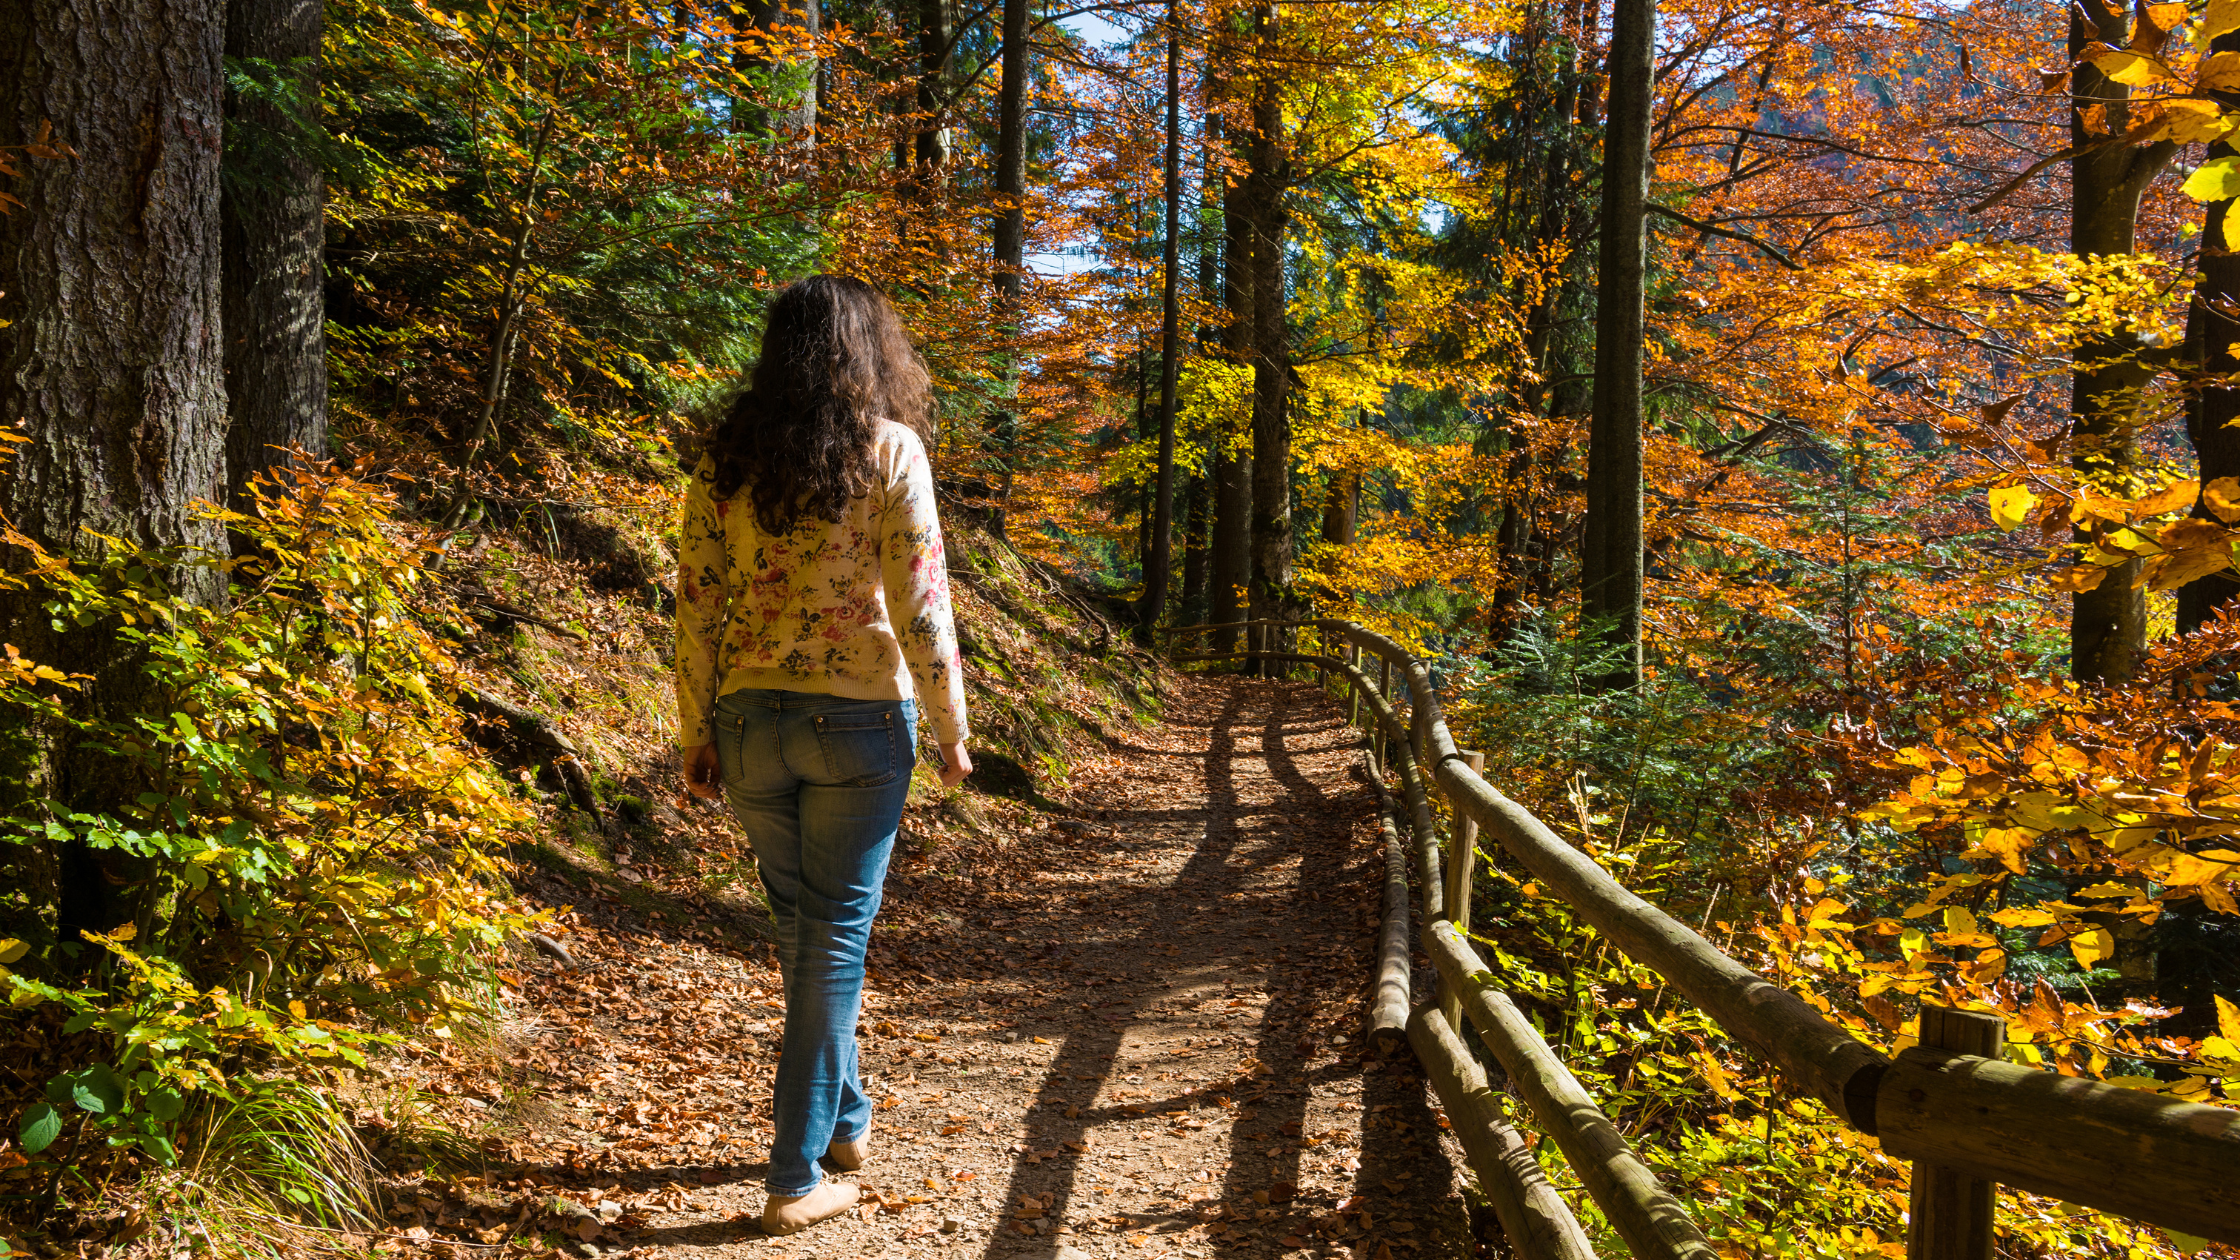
2, 0, 2240, 1254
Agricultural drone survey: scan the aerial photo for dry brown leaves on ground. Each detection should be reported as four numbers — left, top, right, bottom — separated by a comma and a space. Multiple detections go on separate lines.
367, 678, 1494, 1260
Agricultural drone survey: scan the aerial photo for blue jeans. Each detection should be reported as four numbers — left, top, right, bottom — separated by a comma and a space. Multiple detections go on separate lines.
714, 689, 917, 1195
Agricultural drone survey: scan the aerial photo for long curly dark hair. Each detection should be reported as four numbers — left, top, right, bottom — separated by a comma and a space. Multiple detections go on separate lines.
705, 275, 934, 535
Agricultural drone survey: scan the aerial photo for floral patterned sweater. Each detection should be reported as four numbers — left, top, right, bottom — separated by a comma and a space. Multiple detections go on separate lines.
674, 421, 969, 749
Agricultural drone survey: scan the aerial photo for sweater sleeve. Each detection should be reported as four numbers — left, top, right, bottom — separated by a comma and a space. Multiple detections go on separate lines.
880, 431, 970, 745
674, 461, 731, 748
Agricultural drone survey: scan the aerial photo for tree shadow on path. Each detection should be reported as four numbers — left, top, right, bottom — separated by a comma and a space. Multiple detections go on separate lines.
973, 678, 1470, 1260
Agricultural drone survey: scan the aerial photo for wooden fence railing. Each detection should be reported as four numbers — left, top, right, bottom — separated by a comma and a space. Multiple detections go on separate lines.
1161, 618, 2240, 1260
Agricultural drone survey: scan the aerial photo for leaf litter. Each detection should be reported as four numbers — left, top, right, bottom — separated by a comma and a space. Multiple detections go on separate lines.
375, 677, 1486, 1260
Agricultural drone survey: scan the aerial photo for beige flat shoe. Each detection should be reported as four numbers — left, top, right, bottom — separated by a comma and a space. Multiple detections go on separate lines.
827, 1125, 870, 1171
763, 1180, 859, 1235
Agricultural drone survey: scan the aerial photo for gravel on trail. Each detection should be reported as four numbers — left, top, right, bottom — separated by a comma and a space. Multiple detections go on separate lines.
400, 678, 1489, 1260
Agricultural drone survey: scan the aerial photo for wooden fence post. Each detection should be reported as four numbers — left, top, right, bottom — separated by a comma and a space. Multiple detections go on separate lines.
1907, 1006, 2004, 1260
1376, 656, 1392, 764
1440, 749, 1487, 1027
1347, 646, 1361, 729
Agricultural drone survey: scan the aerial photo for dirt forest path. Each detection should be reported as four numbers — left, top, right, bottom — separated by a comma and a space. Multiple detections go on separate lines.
439, 677, 1487, 1260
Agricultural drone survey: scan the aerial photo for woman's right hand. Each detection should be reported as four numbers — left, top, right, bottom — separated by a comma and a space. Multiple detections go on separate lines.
683, 743, 722, 799
937, 741, 973, 790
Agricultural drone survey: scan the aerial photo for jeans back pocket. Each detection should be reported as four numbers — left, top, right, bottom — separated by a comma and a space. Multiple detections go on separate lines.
814, 710, 898, 786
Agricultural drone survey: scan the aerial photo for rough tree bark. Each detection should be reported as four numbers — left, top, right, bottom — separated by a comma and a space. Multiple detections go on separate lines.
0, 0, 230, 576
1138, 4, 1183, 644
222, 0, 328, 512
2068, 0, 2175, 680
0, 0, 231, 944
1579, 0, 1651, 690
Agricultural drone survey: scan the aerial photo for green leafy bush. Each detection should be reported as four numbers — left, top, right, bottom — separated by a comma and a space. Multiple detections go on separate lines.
0, 458, 530, 1187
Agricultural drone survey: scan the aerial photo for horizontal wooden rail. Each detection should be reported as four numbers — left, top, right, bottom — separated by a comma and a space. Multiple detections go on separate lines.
1232, 622, 1886, 1129
1170, 618, 2240, 1256
1436, 764, 1888, 1130
1877, 1048, 2240, 1242
1211, 629, 1884, 1123
1427, 921, 1718, 1260
1368, 748, 1413, 1049
1406, 1002, 1595, 1260
1156, 618, 1300, 638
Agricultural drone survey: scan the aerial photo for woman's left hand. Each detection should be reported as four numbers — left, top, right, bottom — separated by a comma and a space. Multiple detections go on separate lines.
683, 743, 722, 799
936, 740, 973, 789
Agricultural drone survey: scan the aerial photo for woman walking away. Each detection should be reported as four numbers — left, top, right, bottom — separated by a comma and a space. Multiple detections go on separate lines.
675, 274, 972, 1236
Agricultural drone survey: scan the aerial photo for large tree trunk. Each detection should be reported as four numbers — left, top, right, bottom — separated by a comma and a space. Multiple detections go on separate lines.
2181, 26, 2240, 631
2069, 0, 2176, 680
1209, 86, 1253, 654
1138, 5, 1183, 645
223, 0, 328, 513
730, 0, 820, 140
0, 0, 230, 947
1579, 0, 1651, 690
1242, 25, 1291, 647
1, 0, 230, 570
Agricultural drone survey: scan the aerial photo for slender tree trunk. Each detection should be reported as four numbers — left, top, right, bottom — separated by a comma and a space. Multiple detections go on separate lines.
1492, 9, 1584, 647
1209, 79, 1253, 654
985, 0, 1029, 536
1243, 14, 1290, 647
222, 0, 327, 515
1580, 0, 1651, 690
1134, 345, 1151, 572
2182, 33, 2240, 631
1197, 109, 1223, 346
872, 0, 908, 242
446, 109, 558, 523
912, 0, 949, 190
1574, 0, 1602, 126
991, 0, 1027, 292
0, 0, 230, 946
1181, 473, 1210, 619
2069, 0, 2177, 680
1185, 100, 1226, 634
1138, 7, 1184, 645
1210, 450, 1249, 646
